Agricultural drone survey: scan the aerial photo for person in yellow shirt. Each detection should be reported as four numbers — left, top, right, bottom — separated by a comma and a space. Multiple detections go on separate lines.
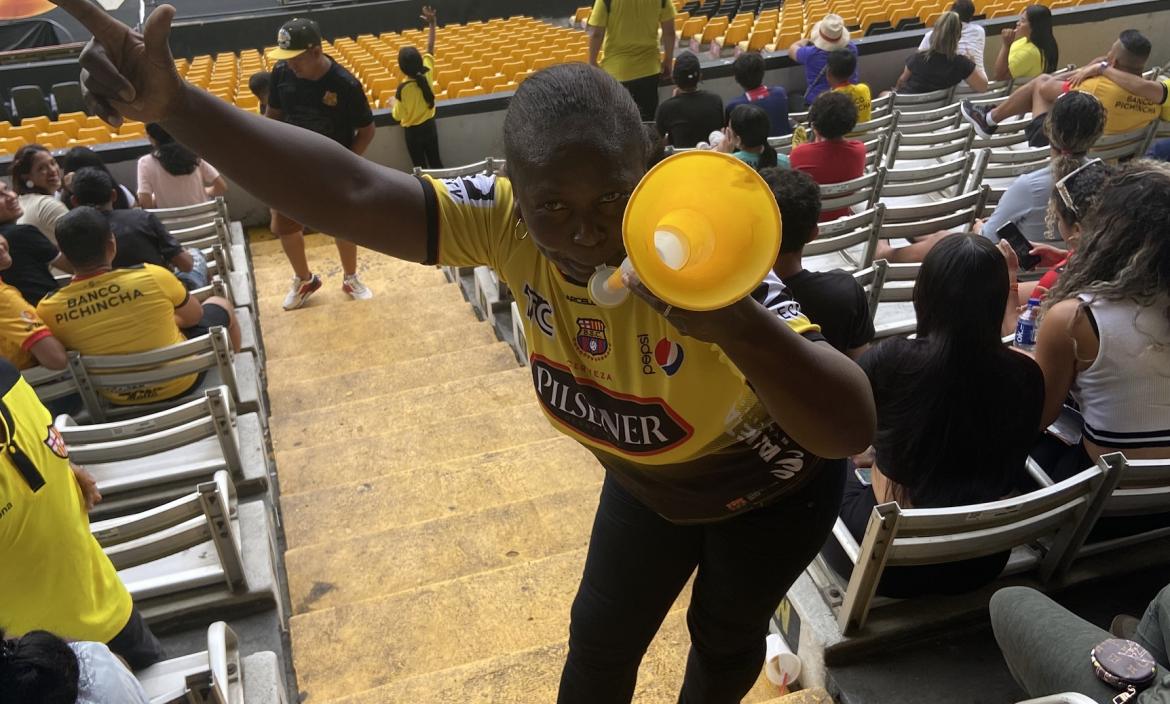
389, 5, 443, 169
588, 0, 677, 120
0, 359, 165, 670
0, 234, 66, 371
36, 207, 241, 406
57, 1, 877, 698
827, 49, 871, 123
964, 29, 1166, 147
992, 5, 1058, 81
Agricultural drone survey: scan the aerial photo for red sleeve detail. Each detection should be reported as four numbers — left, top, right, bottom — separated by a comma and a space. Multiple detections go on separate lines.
19, 327, 52, 352
1061, 81, 1072, 94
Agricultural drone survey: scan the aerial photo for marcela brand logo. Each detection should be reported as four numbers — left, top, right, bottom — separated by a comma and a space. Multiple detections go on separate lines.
532, 356, 692, 455
575, 318, 609, 360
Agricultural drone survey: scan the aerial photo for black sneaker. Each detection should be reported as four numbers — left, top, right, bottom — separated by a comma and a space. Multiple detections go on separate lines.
960, 100, 998, 138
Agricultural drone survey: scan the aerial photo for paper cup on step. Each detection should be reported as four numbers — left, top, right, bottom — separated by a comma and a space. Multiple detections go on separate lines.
764, 633, 801, 686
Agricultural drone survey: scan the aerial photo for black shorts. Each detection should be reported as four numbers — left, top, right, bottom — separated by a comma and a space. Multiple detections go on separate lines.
106, 607, 166, 671
182, 302, 231, 340
1025, 113, 1050, 148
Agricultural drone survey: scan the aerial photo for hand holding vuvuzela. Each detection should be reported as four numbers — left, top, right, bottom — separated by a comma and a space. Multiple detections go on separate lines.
50, 0, 184, 126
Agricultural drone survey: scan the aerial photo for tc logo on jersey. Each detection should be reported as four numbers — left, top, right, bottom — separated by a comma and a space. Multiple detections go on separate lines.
43, 425, 68, 459
655, 338, 684, 375
576, 318, 609, 359
523, 283, 554, 337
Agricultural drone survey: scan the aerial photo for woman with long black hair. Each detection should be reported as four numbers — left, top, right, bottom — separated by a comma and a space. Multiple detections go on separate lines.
993, 4, 1059, 81
136, 122, 227, 209
390, 5, 443, 169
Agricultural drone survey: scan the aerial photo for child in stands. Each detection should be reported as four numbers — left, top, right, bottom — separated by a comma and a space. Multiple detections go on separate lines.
0, 628, 150, 703
724, 51, 791, 137
824, 235, 1043, 598
248, 70, 271, 114
719, 103, 784, 169
654, 51, 723, 149
789, 91, 866, 221
764, 167, 873, 359
58, 2, 877, 700
826, 50, 871, 122
390, 6, 443, 169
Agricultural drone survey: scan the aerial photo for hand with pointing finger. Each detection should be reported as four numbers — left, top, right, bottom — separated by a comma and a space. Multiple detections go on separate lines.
50, 0, 184, 127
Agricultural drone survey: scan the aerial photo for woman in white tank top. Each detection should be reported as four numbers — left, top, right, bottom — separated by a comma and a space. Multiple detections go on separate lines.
1034, 160, 1170, 466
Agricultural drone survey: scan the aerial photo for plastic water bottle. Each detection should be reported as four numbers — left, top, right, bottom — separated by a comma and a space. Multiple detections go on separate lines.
1015, 298, 1042, 351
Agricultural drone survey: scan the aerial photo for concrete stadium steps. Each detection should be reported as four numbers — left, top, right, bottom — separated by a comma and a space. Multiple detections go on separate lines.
266, 341, 518, 415
275, 403, 562, 496
279, 437, 601, 551
285, 483, 600, 614
324, 608, 797, 704
262, 320, 497, 380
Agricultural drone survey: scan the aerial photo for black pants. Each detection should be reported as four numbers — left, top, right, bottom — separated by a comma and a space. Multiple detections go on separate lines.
403, 118, 444, 169
107, 607, 166, 671
557, 462, 844, 704
621, 74, 661, 122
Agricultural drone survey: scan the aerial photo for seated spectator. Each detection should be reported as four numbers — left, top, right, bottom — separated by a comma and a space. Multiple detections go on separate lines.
1033, 160, 1170, 480
0, 628, 150, 703
248, 70, 271, 114
10, 145, 68, 245
719, 103, 784, 169
918, 0, 986, 77
58, 147, 135, 211
991, 585, 1170, 702
0, 359, 165, 670
895, 12, 989, 94
725, 52, 791, 137
764, 167, 873, 358
69, 167, 207, 290
980, 91, 1106, 245
37, 208, 241, 406
991, 5, 1059, 82
0, 234, 67, 370
823, 235, 1044, 598
826, 49, 872, 123
789, 92, 865, 222
788, 14, 859, 106
0, 180, 70, 306
136, 124, 227, 210
655, 51, 724, 148
963, 29, 1169, 146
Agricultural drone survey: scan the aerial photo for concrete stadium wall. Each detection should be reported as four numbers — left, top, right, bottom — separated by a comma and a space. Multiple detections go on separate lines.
4, 0, 1167, 228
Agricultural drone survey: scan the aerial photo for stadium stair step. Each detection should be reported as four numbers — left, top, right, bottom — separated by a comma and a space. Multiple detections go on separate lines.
252, 232, 819, 702
274, 403, 562, 496
265, 341, 518, 415
278, 436, 600, 551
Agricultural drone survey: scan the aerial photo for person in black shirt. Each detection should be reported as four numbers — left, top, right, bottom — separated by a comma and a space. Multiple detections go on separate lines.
763, 168, 874, 359
266, 17, 377, 310
653, 51, 724, 149
0, 180, 70, 305
68, 168, 205, 290
894, 12, 988, 94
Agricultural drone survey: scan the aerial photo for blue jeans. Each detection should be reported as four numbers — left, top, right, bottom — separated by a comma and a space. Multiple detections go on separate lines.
175, 247, 210, 290
557, 463, 844, 704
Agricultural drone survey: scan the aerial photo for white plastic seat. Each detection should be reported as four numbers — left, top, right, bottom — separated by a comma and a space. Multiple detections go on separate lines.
803, 204, 884, 274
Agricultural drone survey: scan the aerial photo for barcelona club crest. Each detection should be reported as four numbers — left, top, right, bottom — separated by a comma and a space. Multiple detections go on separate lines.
44, 425, 68, 460
576, 318, 610, 360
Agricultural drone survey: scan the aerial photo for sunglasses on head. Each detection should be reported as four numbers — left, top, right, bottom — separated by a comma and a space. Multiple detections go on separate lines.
1055, 158, 1105, 219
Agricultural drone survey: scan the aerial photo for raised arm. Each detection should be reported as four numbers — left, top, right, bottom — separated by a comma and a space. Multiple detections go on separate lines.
992, 28, 1014, 81
422, 5, 437, 57
54, 0, 430, 264
1070, 61, 1167, 103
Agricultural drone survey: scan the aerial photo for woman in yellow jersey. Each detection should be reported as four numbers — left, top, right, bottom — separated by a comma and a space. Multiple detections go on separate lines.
992, 4, 1059, 82
390, 5, 443, 169
56, 1, 877, 701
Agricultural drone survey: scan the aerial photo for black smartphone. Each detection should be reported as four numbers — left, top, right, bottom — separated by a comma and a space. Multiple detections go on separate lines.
997, 221, 1041, 271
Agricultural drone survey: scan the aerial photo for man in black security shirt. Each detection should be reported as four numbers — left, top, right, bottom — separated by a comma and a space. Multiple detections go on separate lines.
266, 17, 377, 310
0, 181, 70, 305
764, 168, 875, 359
67, 167, 203, 290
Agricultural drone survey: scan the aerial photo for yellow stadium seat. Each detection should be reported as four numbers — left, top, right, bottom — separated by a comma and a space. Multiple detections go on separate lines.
457, 86, 486, 98
56, 111, 87, 125
36, 132, 70, 150
8, 125, 38, 144
76, 126, 110, 143
0, 122, 10, 138
468, 65, 497, 83
480, 74, 509, 92
698, 17, 728, 45
21, 115, 51, 133
513, 69, 534, 84
739, 30, 773, 53
119, 122, 146, 138
714, 22, 752, 52
680, 17, 707, 40
531, 56, 555, 71
69, 137, 99, 147
48, 120, 79, 138
0, 137, 26, 155
445, 79, 474, 98
573, 6, 591, 25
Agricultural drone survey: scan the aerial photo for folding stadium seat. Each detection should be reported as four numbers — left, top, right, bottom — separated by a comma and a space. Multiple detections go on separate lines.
803, 204, 885, 273
92, 471, 279, 629
738, 30, 773, 52
10, 85, 50, 122
1089, 122, 1159, 162
681, 17, 708, 40
695, 17, 729, 48
885, 124, 975, 167
445, 79, 475, 98
83, 115, 109, 129
61, 384, 269, 517
19, 115, 51, 135
712, 20, 753, 53
56, 110, 88, 125
820, 169, 887, 215
136, 622, 287, 704
854, 259, 919, 339
36, 131, 70, 150
48, 119, 80, 138
880, 187, 988, 243
481, 74, 510, 92
468, 65, 498, 84
458, 86, 487, 98
531, 56, 556, 71
8, 124, 38, 143
880, 151, 984, 208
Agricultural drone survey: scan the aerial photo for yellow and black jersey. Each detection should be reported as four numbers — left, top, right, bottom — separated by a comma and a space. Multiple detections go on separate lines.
418, 174, 829, 522
0, 360, 133, 642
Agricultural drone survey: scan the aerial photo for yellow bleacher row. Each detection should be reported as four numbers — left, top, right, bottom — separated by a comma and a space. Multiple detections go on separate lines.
578, 0, 1100, 54
0, 113, 146, 158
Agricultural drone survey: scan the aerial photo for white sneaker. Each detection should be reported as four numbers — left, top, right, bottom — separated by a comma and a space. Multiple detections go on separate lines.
283, 274, 322, 310
342, 274, 374, 300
